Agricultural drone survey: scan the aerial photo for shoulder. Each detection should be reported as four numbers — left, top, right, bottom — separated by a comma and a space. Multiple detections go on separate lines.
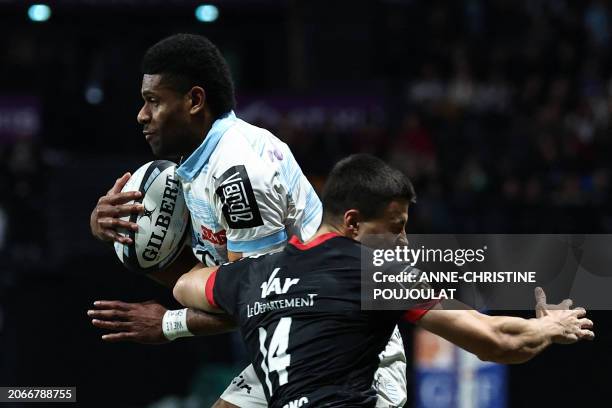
209, 119, 284, 178
292, 236, 363, 264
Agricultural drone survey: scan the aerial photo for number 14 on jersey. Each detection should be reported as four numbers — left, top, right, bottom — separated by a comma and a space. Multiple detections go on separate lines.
258, 317, 292, 396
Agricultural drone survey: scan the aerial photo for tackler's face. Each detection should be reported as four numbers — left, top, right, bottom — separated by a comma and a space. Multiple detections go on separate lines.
137, 74, 193, 159
355, 200, 410, 250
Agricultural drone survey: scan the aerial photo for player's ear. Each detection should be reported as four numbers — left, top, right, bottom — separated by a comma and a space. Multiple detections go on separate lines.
188, 86, 206, 115
343, 209, 361, 238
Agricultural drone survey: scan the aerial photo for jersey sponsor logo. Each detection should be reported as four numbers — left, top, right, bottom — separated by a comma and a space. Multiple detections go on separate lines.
215, 165, 264, 229
200, 225, 227, 246
261, 268, 299, 298
192, 226, 225, 266
282, 397, 308, 408
247, 294, 317, 318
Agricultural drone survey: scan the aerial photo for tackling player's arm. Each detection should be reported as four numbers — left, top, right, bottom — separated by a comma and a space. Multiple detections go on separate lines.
416, 289, 594, 364
172, 265, 224, 313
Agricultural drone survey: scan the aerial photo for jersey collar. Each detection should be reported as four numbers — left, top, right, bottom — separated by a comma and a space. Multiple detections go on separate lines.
289, 232, 341, 250
176, 110, 238, 181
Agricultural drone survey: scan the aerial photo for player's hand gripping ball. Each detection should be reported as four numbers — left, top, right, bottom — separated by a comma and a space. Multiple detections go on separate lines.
114, 160, 189, 274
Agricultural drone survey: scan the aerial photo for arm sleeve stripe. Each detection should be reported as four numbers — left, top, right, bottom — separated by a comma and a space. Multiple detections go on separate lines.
205, 268, 219, 309
227, 228, 287, 253
402, 300, 439, 323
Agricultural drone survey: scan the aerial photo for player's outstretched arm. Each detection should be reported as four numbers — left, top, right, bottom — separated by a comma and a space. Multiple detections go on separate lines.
88, 300, 235, 343
417, 289, 594, 364
90, 172, 144, 244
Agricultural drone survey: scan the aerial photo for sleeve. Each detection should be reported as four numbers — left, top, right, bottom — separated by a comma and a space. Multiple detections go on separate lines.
212, 150, 289, 255
209, 261, 249, 316
380, 262, 439, 323
403, 300, 439, 323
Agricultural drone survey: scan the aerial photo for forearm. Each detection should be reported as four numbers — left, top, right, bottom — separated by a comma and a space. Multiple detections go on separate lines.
419, 295, 592, 365
186, 308, 237, 336
419, 308, 562, 365
483, 315, 559, 364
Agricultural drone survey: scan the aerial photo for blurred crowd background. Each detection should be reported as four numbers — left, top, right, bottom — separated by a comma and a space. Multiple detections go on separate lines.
1, 0, 611, 407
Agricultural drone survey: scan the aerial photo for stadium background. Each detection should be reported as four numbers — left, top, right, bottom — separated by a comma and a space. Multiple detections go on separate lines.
0, 0, 611, 406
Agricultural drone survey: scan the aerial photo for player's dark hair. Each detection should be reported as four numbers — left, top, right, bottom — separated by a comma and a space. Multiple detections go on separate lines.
321, 154, 416, 221
141, 33, 235, 119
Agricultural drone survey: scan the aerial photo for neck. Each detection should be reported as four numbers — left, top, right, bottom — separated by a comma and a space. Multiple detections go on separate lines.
303, 223, 346, 244
184, 114, 214, 157
201, 113, 214, 139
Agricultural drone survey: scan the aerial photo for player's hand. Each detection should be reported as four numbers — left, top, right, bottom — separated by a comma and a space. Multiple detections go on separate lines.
90, 172, 144, 245
534, 287, 595, 344
88, 300, 168, 344
534, 286, 573, 318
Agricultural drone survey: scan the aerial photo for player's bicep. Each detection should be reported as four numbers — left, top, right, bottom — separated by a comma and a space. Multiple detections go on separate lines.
173, 266, 222, 313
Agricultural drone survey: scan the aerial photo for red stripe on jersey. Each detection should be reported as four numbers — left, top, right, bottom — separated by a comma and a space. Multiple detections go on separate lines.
205, 268, 219, 308
403, 300, 439, 323
289, 232, 340, 250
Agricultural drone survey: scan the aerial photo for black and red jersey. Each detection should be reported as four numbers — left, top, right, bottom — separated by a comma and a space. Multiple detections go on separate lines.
207, 233, 430, 408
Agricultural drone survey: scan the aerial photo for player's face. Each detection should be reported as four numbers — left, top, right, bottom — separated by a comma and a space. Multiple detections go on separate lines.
356, 200, 409, 249
137, 74, 195, 158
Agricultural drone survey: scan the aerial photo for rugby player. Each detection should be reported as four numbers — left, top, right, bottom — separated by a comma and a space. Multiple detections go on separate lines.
172, 154, 595, 408
88, 34, 407, 408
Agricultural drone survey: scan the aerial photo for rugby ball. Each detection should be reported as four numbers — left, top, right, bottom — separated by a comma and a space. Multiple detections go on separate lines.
114, 160, 190, 274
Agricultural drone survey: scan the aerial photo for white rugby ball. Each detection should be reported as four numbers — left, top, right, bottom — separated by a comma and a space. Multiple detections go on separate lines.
114, 160, 189, 274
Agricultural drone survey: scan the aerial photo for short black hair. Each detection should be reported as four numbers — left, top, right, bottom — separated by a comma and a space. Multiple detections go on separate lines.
141, 33, 235, 119
321, 154, 416, 221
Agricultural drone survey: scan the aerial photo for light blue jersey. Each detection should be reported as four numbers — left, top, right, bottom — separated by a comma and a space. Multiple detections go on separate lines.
176, 111, 322, 266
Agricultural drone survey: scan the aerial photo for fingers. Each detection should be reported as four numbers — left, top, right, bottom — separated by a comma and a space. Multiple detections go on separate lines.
107, 173, 132, 195
89, 301, 138, 342
578, 318, 594, 329
92, 200, 142, 242
98, 217, 139, 232
96, 202, 143, 218
578, 329, 595, 341
96, 206, 141, 244
96, 203, 143, 225
106, 192, 143, 206
91, 319, 132, 331
97, 192, 142, 209
534, 286, 546, 305
570, 311, 594, 340
88, 309, 127, 320
546, 299, 573, 311
101, 229, 132, 245
92, 300, 132, 311
572, 307, 587, 318
93, 177, 142, 243
101, 332, 135, 343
